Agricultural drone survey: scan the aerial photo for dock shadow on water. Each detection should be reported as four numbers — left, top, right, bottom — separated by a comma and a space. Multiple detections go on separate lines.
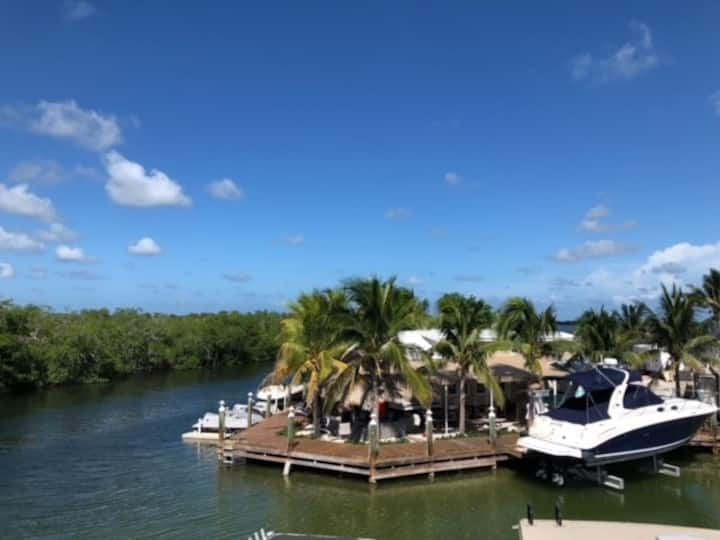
2, 368, 720, 540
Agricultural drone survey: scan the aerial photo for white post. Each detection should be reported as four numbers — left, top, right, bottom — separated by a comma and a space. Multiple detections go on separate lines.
443, 383, 449, 435
287, 406, 296, 449
488, 388, 497, 443
368, 412, 379, 459
426, 408, 434, 456
218, 400, 226, 444
247, 392, 254, 427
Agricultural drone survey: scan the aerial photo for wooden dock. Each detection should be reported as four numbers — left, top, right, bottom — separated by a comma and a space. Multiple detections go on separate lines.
221, 412, 519, 482
690, 428, 720, 454
518, 519, 720, 540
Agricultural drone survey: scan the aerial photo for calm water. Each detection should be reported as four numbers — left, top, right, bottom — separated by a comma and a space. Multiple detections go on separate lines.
2, 365, 720, 539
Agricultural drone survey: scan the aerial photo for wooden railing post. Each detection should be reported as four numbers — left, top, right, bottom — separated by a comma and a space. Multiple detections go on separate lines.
368, 412, 379, 483
247, 392, 254, 428
287, 406, 296, 450
218, 400, 226, 444
426, 409, 434, 457
217, 400, 227, 463
489, 388, 497, 446
369, 412, 379, 458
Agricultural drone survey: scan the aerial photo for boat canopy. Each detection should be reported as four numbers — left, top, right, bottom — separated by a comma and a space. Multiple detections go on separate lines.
544, 367, 646, 425
566, 367, 639, 391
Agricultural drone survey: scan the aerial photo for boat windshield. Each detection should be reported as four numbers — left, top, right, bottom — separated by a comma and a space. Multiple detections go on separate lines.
545, 381, 613, 424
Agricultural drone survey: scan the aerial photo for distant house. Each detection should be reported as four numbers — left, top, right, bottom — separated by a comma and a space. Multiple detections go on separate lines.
397, 329, 571, 421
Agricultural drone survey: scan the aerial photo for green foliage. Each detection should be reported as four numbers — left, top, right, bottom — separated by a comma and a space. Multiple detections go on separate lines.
576, 305, 646, 365
693, 268, 720, 326
340, 276, 433, 409
270, 289, 351, 436
0, 301, 283, 392
435, 293, 504, 433
496, 297, 564, 375
647, 284, 719, 380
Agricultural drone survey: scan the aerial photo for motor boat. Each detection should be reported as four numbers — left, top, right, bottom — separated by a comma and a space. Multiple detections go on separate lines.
191, 383, 305, 433
192, 401, 267, 432
256, 384, 304, 409
518, 366, 717, 466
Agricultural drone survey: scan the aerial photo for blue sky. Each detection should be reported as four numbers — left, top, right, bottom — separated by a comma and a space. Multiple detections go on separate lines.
1, 1, 720, 317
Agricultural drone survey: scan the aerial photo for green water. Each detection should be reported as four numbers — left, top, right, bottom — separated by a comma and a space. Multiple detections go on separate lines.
2, 366, 720, 539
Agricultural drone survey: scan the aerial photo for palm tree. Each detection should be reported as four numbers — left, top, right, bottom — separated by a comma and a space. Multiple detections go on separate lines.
575, 307, 620, 363
616, 302, 649, 342
647, 284, 719, 397
496, 297, 564, 376
435, 293, 505, 434
341, 276, 432, 419
576, 306, 643, 365
269, 289, 350, 437
693, 268, 720, 325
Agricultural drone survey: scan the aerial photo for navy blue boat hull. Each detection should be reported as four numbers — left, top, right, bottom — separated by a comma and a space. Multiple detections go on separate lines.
582, 413, 711, 466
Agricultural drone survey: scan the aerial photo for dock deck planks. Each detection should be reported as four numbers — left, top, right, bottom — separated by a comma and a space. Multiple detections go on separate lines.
225, 412, 519, 482
519, 519, 720, 540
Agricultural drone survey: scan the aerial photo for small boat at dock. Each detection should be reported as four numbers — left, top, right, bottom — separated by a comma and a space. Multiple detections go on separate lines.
183, 384, 305, 442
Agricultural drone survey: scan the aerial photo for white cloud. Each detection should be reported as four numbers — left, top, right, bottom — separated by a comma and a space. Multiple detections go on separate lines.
104, 151, 191, 207
0, 183, 57, 222
0, 263, 15, 279
0, 226, 45, 252
571, 21, 659, 83
30, 100, 121, 151
9, 160, 98, 184
222, 272, 252, 283
709, 91, 720, 117
554, 240, 638, 262
407, 275, 424, 286
56, 244, 95, 263
128, 237, 162, 256
9, 160, 65, 184
284, 234, 305, 246
37, 223, 78, 243
444, 172, 462, 185
207, 178, 245, 200
578, 204, 638, 233
576, 241, 720, 306
63, 1, 97, 21
385, 208, 413, 220
638, 242, 720, 278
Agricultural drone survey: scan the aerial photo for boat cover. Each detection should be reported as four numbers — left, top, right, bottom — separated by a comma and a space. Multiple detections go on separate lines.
567, 367, 627, 391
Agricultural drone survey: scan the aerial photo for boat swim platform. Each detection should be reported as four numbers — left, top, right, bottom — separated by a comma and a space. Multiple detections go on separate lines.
518, 519, 720, 540
220, 412, 519, 483
182, 431, 221, 443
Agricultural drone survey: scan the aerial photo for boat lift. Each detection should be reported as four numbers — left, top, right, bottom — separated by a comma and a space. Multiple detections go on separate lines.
535, 454, 681, 491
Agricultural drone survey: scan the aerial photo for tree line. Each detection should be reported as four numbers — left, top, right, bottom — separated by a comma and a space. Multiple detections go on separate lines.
3, 268, 719, 408
0, 302, 283, 392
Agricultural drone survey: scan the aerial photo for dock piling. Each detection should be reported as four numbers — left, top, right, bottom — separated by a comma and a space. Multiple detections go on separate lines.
489, 389, 497, 444
287, 406, 296, 451
248, 392, 254, 428
218, 400, 226, 444
426, 409, 434, 458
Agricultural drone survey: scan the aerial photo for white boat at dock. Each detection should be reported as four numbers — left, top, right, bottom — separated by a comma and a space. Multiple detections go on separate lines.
182, 384, 305, 443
